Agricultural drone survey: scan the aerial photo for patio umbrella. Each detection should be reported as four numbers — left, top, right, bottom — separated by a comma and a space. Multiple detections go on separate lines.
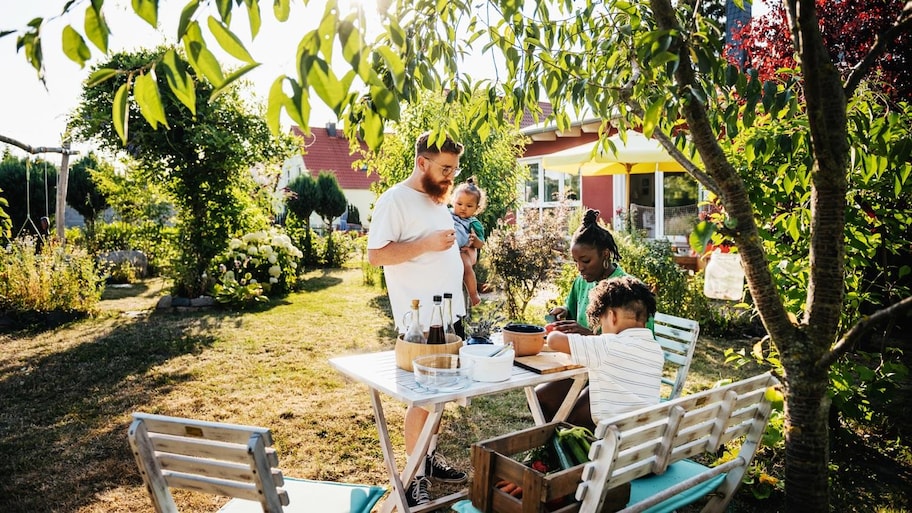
540, 131, 685, 210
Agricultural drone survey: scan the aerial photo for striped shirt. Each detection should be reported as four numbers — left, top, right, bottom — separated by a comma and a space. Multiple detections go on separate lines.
568, 328, 665, 424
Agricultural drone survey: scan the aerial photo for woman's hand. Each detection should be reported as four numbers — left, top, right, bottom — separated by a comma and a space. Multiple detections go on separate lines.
550, 320, 593, 336
549, 306, 568, 320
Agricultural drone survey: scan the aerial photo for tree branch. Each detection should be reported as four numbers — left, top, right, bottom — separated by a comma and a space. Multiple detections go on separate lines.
819, 295, 912, 370
0, 134, 77, 155
844, 1, 912, 98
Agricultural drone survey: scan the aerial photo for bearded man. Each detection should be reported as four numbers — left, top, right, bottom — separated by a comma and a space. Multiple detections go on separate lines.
367, 130, 468, 507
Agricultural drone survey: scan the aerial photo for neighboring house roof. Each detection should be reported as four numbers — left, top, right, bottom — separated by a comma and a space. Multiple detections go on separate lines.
290, 125, 378, 190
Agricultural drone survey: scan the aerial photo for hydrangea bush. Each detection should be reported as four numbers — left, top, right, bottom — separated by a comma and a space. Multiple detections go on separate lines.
211, 228, 303, 304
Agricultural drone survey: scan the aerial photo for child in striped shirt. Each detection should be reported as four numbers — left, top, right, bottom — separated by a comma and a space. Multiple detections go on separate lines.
545, 276, 664, 428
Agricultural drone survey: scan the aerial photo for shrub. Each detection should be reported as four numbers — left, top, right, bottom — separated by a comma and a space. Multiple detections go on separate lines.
210, 227, 303, 299
317, 230, 356, 269
0, 237, 104, 317
487, 207, 568, 321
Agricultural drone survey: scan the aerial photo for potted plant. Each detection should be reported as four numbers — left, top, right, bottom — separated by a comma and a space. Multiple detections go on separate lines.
464, 304, 506, 345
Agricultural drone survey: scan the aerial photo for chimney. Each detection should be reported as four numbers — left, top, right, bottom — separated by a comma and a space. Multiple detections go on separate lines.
326, 122, 337, 137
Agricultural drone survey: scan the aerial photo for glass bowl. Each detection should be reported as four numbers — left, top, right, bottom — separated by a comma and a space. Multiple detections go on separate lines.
412, 354, 473, 392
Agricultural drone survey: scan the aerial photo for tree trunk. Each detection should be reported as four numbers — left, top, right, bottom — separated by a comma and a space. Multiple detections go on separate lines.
783, 353, 832, 512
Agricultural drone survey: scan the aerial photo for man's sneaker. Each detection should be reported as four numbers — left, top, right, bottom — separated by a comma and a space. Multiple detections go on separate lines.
426, 452, 468, 484
406, 476, 431, 507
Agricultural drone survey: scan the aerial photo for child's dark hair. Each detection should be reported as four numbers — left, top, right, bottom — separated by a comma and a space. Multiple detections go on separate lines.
451, 176, 487, 214
415, 130, 464, 156
572, 209, 621, 262
586, 276, 656, 329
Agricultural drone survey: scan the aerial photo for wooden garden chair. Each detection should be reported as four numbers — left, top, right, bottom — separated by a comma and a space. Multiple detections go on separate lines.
128, 412, 385, 513
653, 312, 700, 400
576, 372, 780, 513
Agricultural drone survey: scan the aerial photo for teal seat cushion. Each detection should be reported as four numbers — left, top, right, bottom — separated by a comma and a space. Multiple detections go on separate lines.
452, 499, 482, 512
629, 459, 726, 513
452, 460, 724, 513
218, 477, 386, 513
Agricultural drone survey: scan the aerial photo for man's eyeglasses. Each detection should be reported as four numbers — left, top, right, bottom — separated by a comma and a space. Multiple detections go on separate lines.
423, 155, 462, 177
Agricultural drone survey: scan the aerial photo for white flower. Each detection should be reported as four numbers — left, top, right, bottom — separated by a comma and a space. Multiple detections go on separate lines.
269, 277, 278, 284
247, 246, 258, 256
268, 265, 281, 277
229, 238, 243, 249
268, 254, 277, 264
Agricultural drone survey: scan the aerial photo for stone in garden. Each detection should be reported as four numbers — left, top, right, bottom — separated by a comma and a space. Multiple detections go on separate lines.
99, 250, 149, 278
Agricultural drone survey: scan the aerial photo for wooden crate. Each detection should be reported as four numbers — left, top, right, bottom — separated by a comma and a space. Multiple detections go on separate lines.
470, 422, 629, 513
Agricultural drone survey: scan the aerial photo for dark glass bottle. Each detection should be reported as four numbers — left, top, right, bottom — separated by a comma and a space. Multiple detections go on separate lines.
426, 295, 446, 344
442, 292, 456, 340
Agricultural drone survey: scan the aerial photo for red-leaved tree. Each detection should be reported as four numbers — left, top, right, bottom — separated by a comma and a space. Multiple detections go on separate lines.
732, 0, 911, 101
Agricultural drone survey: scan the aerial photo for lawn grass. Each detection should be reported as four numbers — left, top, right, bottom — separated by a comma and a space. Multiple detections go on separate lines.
1, 267, 908, 512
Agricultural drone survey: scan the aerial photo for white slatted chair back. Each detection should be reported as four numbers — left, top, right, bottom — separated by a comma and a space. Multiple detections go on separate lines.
576, 372, 780, 513
128, 413, 288, 513
653, 312, 700, 400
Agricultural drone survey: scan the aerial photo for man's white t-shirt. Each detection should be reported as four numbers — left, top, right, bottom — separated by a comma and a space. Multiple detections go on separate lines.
567, 328, 665, 424
367, 183, 466, 332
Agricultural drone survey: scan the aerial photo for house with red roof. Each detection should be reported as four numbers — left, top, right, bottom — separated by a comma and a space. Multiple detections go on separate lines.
280, 123, 378, 230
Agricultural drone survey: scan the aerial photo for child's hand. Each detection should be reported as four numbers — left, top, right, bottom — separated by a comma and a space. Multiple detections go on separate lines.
467, 232, 483, 249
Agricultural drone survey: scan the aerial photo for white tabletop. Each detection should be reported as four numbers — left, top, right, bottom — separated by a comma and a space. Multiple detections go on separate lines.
329, 350, 587, 408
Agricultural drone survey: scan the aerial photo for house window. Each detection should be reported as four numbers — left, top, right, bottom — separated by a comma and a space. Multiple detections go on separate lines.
520, 158, 581, 207
524, 162, 540, 203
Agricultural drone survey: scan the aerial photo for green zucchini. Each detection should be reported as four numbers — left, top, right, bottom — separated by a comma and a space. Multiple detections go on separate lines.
561, 434, 589, 465
551, 434, 574, 470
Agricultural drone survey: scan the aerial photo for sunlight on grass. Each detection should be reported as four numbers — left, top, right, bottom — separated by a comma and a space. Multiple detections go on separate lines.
2, 267, 906, 512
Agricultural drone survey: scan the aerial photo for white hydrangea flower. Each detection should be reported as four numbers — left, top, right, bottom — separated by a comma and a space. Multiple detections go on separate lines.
268, 254, 278, 264
229, 238, 243, 249
268, 265, 282, 277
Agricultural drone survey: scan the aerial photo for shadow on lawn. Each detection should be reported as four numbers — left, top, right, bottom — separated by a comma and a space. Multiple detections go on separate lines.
0, 313, 221, 512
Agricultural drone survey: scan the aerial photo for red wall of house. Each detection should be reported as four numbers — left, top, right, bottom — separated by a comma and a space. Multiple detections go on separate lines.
581, 175, 616, 225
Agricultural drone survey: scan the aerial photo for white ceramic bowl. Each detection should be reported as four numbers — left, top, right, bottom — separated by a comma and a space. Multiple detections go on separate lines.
459, 345, 515, 382
412, 354, 473, 392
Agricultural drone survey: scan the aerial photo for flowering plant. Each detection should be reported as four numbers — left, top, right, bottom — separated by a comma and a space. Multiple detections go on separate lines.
211, 227, 303, 301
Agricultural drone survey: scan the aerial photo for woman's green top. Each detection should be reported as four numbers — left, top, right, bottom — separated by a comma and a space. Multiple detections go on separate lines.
564, 264, 655, 332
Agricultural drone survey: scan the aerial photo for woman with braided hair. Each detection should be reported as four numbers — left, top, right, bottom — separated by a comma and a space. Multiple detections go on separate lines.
548, 208, 638, 335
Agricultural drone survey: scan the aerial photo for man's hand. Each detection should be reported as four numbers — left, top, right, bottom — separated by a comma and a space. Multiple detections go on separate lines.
426, 229, 457, 252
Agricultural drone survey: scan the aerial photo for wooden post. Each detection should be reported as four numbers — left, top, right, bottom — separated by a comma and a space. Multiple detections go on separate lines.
56, 142, 71, 241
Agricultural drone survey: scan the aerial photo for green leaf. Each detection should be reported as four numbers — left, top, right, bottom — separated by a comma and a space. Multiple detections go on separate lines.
376, 46, 405, 91
369, 83, 400, 120
689, 220, 715, 253
307, 59, 345, 113
266, 76, 287, 133
134, 71, 169, 129
642, 98, 663, 138
274, 0, 290, 22
183, 22, 225, 86
84, 4, 109, 53
61, 25, 91, 67
113, 80, 130, 145
160, 49, 195, 114
131, 0, 158, 28
87, 67, 118, 86
177, 0, 199, 39
245, 0, 261, 38
215, 0, 232, 22
207, 16, 256, 63
209, 62, 260, 101
361, 108, 384, 150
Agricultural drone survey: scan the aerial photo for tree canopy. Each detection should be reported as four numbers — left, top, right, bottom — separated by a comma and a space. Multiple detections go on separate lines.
6, 1, 912, 510
70, 46, 297, 296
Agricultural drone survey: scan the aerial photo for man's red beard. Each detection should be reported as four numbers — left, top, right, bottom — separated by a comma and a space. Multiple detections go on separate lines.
421, 172, 453, 203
